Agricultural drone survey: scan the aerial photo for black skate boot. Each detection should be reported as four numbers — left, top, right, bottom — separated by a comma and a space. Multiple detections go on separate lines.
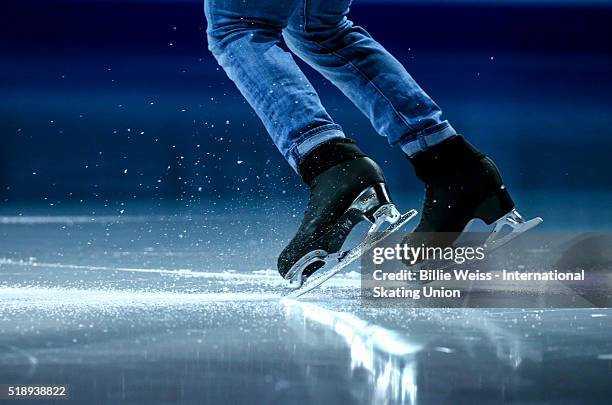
278, 138, 406, 287
406, 136, 541, 250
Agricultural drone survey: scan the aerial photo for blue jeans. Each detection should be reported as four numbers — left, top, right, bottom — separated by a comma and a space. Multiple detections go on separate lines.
205, 0, 457, 172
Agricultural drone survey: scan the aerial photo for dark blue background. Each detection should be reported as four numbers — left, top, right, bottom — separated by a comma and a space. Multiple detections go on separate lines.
1, 0, 611, 208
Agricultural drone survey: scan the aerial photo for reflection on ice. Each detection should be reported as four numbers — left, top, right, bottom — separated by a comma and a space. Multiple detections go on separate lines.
282, 300, 566, 404
283, 299, 421, 404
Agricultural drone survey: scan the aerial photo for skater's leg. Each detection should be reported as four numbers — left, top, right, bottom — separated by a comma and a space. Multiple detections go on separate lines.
283, 0, 457, 156
205, 0, 345, 171
205, 2, 407, 280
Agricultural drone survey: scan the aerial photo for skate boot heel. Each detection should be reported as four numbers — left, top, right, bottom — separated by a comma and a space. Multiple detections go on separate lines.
350, 183, 401, 232
471, 189, 542, 250
472, 187, 515, 225
350, 183, 391, 214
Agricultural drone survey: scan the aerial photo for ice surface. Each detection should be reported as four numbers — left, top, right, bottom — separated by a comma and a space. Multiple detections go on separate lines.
1, 207, 611, 404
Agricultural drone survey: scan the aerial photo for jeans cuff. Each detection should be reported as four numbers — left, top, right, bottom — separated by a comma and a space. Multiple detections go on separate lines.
399, 121, 457, 157
287, 125, 345, 172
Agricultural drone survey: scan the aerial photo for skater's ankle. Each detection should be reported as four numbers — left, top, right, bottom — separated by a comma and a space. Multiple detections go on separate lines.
298, 138, 367, 186
407, 135, 485, 181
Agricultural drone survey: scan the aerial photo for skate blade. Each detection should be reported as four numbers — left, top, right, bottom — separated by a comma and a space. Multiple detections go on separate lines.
283, 209, 418, 299
484, 209, 543, 252
285, 249, 329, 290
410, 211, 543, 282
